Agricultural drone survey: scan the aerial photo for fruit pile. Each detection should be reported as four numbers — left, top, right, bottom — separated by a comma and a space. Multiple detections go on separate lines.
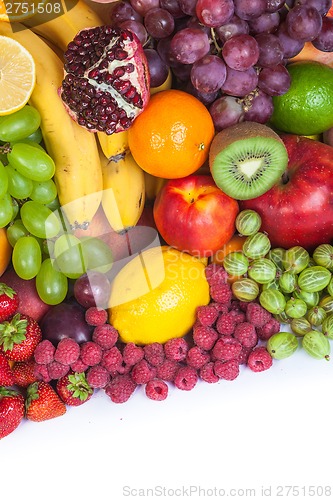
0, 0, 333, 440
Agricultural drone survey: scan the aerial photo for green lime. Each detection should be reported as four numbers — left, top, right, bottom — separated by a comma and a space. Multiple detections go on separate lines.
270, 61, 333, 135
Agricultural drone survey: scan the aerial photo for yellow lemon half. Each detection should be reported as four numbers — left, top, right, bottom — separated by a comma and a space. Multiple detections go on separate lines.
108, 246, 210, 345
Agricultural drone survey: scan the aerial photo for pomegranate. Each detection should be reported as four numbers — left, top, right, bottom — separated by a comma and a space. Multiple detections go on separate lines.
60, 26, 150, 134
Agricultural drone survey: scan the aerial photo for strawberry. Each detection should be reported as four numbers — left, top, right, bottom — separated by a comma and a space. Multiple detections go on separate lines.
56, 371, 94, 407
0, 387, 25, 439
0, 352, 14, 386
25, 381, 66, 422
0, 284, 19, 322
12, 359, 37, 388
0, 313, 42, 362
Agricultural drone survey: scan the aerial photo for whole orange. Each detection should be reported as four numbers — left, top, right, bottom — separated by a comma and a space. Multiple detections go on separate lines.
0, 227, 12, 277
128, 89, 215, 179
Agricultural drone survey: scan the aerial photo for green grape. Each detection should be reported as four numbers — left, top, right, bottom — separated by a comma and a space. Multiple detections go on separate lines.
248, 258, 276, 284
0, 193, 14, 228
0, 161, 8, 198
242, 232, 271, 259
20, 128, 43, 144
293, 289, 320, 308
297, 266, 331, 293
11, 139, 44, 151
46, 197, 60, 212
268, 247, 286, 271
282, 246, 309, 274
261, 279, 280, 291
53, 234, 86, 279
279, 271, 297, 294
6, 165, 33, 199
267, 332, 299, 359
12, 235, 42, 279
290, 317, 313, 336
11, 198, 19, 221
259, 289, 286, 315
30, 179, 57, 204
322, 315, 333, 339
284, 297, 307, 319
7, 143, 55, 182
231, 278, 259, 302
42, 238, 54, 257
306, 306, 326, 327
6, 219, 30, 247
222, 251, 249, 276
319, 295, 333, 315
36, 258, 68, 305
312, 244, 333, 270
20, 201, 61, 239
235, 209, 261, 236
0, 152, 7, 166
0, 105, 41, 142
302, 330, 330, 360
80, 236, 113, 274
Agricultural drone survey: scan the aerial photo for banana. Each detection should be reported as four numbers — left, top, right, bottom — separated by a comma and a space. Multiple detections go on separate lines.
143, 172, 167, 202
100, 149, 145, 232
97, 130, 130, 160
0, 21, 103, 229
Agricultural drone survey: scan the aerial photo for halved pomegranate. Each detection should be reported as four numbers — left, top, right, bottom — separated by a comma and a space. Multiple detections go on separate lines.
60, 26, 150, 134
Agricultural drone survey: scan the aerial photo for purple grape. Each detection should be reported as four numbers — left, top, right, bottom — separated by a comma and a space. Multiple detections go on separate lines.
286, 5, 323, 42
248, 12, 280, 35
234, 0, 267, 20
312, 16, 333, 51
294, 0, 333, 16
221, 66, 258, 96
190, 54, 227, 93
258, 64, 291, 96
119, 20, 148, 45
266, 0, 285, 13
186, 15, 211, 34
243, 89, 274, 123
215, 15, 250, 43
144, 48, 170, 86
169, 27, 210, 64
276, 21, 305, 58
185, 81, 220, 105
222, 34, 259, 71
178, 0, 197, 15
160, 0, 186, 17
130, 0, 160, 16
109, 0, 143, 25
157, 36, 178, 66
195, 0, 234, 28
74, 271, 111, 309
172, 61, 193, 81
144, 7, 175, 38
255, 33, 284, 67
209, 95, 245, 130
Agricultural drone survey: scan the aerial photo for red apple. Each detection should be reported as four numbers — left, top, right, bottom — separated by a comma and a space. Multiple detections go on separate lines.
240, 135, 333, 251
153, 175, 239, 258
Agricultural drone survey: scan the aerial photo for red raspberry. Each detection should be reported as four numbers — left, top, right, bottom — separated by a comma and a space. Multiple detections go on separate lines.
199, 362, 219, 383
86, 365, 110, 388
131, 359, 156, 384
101, 346, 123, 372
164, 337, 189, 362
85, 307, 108, 326
192, 324, 218, 350
205, 263, 228, 286
80, 341, 103, 366
105, 374, 137, 403
229, 307, 246, 324
196, 304, 219, 326
233, 322, 258, 348
92, 324, 118, 350
115, 363, 132, 375
54, 337, 80, 365
33, 363, 51, 383
211, 302, 229, 314
216, 312, 237, 335
209, 283, 233, 304
47, 360, 70, 380
256, 318, 280, 341
246, 302, 272, 328
212, 336, 242, 361
186, 346, 210, 369
70, 357, 88, 373
143, 342, 165, 367
238, 301, 249, 311
145, 379, 168, 401
237, 346, 252, 365
174, 365, 198, 391
122, 342, 144, 366
34, 339, 55, 365
247, 346, 273, 372
156, 359, 179, 381
214, 359, 239, 381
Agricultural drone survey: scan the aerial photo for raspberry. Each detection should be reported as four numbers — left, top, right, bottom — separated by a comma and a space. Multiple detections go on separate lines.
256, 318, 280, 341
70, 357, 88, 373
86, 365, 110, 388
156, 359, 179, 381
47, 360, 70, 380
238, 301, 249, 311
209, 283, 232, 304
247, 346, 273, 372
186, 346, 210, 369
143, 342, 165, 367
237, 346, 252, 365
145, 379, 168, 401
101, 346, 123, 372
174, 365, 198, 391
80, 341, 103, 366
216, 312, 236, 336
85, 307, 108, 326
33, 363, 51, 383
54, 337, 80, 365
196, 304, 219, 326
131, 359, 156, 384
211, 302, 229, 314
192, 324, 218, 350
214, 359, 239, 381
233, 322, 258, 348
92, 324, 118, 350
246, 302, 272, 328
212, 336, 242, 361
229, 307, 246, 324
115, 363, 132, 375
34, 339, 55, 365
105, 374, 137, 403
122, 342, 145, 366
164, 337, 189, 362
205, 263, 228, 286
199, 362, 219, 383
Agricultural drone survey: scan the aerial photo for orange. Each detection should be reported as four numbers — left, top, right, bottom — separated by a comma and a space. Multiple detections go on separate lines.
128, 89, 215, 179
0, 227, 12, 277
210, 233, 246, 284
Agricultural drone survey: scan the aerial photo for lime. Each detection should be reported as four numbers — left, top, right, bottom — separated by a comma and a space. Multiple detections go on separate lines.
270, 61, 333, 135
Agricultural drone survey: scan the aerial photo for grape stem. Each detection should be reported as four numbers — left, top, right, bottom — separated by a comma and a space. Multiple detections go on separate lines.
210, 28, 222, 55
0, 143, 11, 154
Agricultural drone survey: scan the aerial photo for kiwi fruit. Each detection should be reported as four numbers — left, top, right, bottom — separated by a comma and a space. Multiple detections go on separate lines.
209, 122, 288, 200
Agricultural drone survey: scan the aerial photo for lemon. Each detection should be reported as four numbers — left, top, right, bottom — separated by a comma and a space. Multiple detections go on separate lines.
108, 246, 210, 345
270, 61, 333, 135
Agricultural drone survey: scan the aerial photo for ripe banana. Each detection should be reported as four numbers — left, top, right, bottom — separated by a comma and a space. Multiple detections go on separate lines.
143, 172, 167, 202
0, 21, 103, 229
99, 150, 145, 232
97, 130, 130, 160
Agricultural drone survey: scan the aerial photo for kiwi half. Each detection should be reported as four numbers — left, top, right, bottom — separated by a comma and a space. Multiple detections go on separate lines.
209, 122, 288, 200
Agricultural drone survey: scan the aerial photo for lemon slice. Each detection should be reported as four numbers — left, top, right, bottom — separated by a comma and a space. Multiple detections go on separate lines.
0, 1, 47, 22
0, 36, 36, 116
